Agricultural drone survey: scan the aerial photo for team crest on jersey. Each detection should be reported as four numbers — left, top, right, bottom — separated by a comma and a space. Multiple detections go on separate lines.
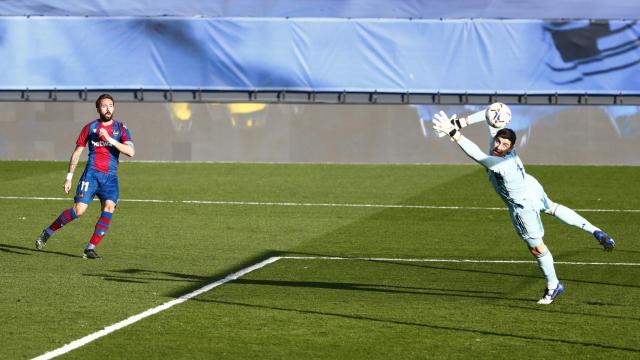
113, 130, 119, 136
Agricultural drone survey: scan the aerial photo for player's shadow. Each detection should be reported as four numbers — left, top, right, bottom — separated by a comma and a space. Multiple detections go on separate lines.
232, 278, 514, 300
234, 275, 640, 322
81, 251, 284, 294
0, 243, 80, 258
83, 268, 211, 284
0, 243, 32, 255
496, 303, 640, 322
193, 298, 640, 354
280, 250, 640, 291
371, 259, 640, 290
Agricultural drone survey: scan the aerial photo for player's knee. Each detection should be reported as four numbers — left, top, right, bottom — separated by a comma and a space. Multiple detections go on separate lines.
529, 242, 547, 257
545, 202, 559, 216
103, 201, 117, 212
73, 204, 87, 217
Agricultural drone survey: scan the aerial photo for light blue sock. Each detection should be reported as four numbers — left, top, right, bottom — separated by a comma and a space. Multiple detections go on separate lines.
535, 248, 559, 290
553, 204, 598, 234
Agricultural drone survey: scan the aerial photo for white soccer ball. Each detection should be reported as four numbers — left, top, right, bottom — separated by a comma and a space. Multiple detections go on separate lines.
485, 102, 512, 128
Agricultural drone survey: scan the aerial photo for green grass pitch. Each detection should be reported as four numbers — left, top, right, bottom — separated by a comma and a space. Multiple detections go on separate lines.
1, 161, 639, 359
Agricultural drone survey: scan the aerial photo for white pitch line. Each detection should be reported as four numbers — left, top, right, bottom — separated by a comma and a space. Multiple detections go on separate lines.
30, 254, 640, 359
1, 196, 639, 213
282, 256, 640, 267
32, 256, 282, 360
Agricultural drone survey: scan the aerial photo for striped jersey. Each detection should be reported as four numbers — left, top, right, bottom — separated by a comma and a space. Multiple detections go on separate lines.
76, 119, 133, 175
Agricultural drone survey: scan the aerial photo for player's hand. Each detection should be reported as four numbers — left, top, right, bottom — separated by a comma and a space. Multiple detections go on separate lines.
98, 128, 111, 142
63, 179, 72, 194
432, 111, 456, 137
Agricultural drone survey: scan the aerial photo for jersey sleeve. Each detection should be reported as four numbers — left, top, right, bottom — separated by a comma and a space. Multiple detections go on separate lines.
466, 109, 486, 125
75, 123, 91, 147
119, 123, 133, 144
457, 136, 504, 169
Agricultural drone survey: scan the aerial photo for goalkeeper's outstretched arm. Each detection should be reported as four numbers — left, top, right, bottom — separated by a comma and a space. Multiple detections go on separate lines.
454, 108, 501, 153
432, 110, 502, 169
455, 109, 486, 129
434, 109, 485, 138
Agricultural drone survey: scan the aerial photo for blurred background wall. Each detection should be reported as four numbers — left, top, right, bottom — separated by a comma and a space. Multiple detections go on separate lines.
1, 101, 638, 165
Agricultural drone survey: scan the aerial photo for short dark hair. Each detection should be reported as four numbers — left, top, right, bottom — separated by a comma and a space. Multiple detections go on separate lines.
495, 128, 517, 147
95, 94, 114, 108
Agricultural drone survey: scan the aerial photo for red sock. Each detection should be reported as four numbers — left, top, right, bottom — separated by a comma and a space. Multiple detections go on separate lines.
89, 211, 113, 246
49, 208, 78, 232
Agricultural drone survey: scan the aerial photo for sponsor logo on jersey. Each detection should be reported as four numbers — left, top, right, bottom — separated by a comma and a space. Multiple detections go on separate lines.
91, 140, 115, 147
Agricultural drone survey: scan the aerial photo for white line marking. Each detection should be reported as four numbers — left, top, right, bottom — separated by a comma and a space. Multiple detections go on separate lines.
31, 254, 639, 359
32, 256, 282, 360
2, 196, 639, 213
282, 256, 640, 267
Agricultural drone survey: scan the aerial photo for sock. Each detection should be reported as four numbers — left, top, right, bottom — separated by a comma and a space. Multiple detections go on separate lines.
535, 248, 559, 290
48, 208, 78, 233
553, 204, 598, 234
88, 211, 113, 247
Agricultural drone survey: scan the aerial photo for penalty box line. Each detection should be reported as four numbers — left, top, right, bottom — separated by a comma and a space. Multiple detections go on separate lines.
33, 255, 640, 359
32, 256, 283, 360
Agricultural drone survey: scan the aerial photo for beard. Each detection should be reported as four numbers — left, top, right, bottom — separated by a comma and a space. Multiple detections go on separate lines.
100, 112, 113, 122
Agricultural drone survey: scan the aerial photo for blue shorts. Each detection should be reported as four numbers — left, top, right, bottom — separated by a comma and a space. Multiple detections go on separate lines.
74, 169, 119, 205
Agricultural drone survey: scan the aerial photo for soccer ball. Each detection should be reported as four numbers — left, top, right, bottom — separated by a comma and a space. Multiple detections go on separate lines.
485, 102, 512, 128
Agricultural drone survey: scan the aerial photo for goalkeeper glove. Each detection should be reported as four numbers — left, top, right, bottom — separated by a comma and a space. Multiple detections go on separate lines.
433, 113, 471, 138
432, 111, 459, 139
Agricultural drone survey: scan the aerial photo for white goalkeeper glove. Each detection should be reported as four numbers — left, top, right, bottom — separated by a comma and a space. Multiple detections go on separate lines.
432, 111, 459, 139
432, 112, 472, 138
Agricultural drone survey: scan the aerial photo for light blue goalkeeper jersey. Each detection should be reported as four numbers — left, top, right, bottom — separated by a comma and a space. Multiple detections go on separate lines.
457, 136, 543, 210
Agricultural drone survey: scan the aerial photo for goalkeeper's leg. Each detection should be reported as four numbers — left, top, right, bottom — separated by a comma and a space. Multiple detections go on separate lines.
530, 242, 564, 304
546, 202, 615, 251
529, 242, 559, 291
547, 203, 598, 233
511, 208, 562, 303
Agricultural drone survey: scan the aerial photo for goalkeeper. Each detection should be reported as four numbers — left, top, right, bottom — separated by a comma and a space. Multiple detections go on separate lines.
432, 108, 615, 305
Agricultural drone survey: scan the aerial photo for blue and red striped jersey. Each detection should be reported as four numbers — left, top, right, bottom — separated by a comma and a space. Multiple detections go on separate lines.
76, 119, 133, 175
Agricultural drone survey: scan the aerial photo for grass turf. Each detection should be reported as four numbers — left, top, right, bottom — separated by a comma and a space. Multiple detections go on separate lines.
0, 161, 638, 359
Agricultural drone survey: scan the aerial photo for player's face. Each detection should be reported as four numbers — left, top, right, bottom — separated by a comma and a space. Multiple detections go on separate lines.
491, 137, 513, 157
97, 99, 114, 122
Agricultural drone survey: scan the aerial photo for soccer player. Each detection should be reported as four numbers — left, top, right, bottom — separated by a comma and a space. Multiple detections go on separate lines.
35, 94, 135, 259
432, 109, 615, 304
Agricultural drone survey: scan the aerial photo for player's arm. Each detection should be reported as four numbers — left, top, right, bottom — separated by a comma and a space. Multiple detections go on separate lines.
434, 109, 486, 138
64, 145, 85, 193
98, 128, 135, 157
455, 109, 486, 128
454, 136, 505, 168
432, 111, 502, 168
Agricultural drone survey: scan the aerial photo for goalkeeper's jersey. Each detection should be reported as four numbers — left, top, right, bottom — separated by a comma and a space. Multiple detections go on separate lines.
485, 150, 541, 209
456, 136, 542, 210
